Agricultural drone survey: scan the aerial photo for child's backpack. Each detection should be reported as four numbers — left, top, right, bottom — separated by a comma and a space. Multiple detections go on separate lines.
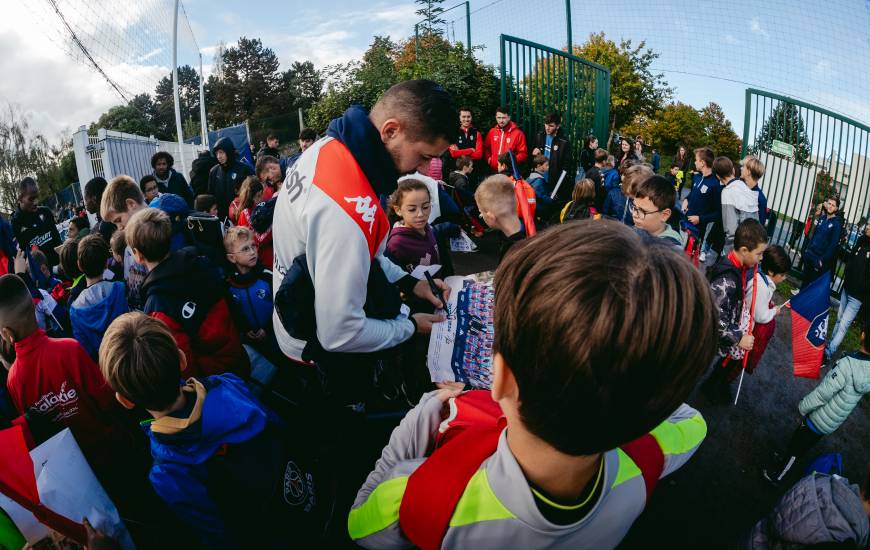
804, 452, 844, 477
399, 390, 665, 550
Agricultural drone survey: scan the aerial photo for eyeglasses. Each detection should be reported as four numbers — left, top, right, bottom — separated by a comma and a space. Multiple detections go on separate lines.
231, 243, 258, 255
629, 201, 661, 220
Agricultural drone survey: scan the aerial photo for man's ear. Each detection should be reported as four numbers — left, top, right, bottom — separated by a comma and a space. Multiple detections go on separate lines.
379, 118, 401, 142
178, 349, 188, 374
0, 327, 15, 345
115, 392, 136, 410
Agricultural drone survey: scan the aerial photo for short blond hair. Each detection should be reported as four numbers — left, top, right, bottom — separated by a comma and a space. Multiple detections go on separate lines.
100, 312, 182, 411
101, 175, 144, 219
475, 175, 517, 217
622, 164, 654, 197
124, 208, 171, 262
224, 225, 254, 253
742, 155, 765, 181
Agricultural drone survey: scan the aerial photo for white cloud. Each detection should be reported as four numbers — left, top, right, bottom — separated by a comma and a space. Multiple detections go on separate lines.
749, 17, 769, 39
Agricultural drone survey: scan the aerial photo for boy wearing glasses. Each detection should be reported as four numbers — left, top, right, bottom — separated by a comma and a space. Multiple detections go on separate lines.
127, 208, 249, 379
631, 175, 681, 248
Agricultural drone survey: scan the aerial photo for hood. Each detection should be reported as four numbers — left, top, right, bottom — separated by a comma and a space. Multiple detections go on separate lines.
71, 281, 128, 327
146, 376, 271, 465
658, 224, 682, 244
602, 168, 620, 189
709, 254, 742, 281
721, 179, 759, 212
227, 262, 270, 287
150, 193, 191, 217
142, 247, 224, 302
327, 105, 399, 197
769, 474, 869, 546
212, 136, 237, 165
388, 223, 433, 243
495, 120, 518, 134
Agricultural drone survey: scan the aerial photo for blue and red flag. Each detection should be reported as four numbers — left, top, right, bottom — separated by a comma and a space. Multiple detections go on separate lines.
790, 271, 831, 379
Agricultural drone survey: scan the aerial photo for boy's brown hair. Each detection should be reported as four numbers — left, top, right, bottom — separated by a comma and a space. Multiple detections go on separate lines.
255, 155, 279, 179
77, 234, 111, 278
532, 154, 548, 169
493, 220, 716, 455
694, 146, 715, 168
635, 175, 676, 212
59, 240, 81, 280
0, 274, 37, 341
496, 152, 511, 170
194, 194, 217, 213
571, 179, 595, 204
621, 164, 654, 196
734, 218, 768, 251
99, 312, 182, 411
110, 229, 126, 259
475, 175, 516, 216
455, 156, 472, 170
124, 208, 171, 263
100, 175, 144, 219
594, 148, 608, 164
224, 226, 254, 253
712, 156, 735, 180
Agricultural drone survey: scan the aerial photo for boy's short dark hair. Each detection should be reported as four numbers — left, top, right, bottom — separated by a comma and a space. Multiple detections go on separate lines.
298, 128, 317, 141
670, 163, 681, 170
455, 156, 472, 170
59, 240, 81, 279
255, 155, 280, 179
761, 245, 791, 275
458, 106, 472, 116
84, 177, 108, 200
124, 208, 171, 262
139, 174, 157, 193
544, 113, 561, 125
497, 152, 511, 168
70, 216, 89, 232
712, 156, 735, 179
370, 80, 457, 143
495, 105, 510, 116
532, 154, 548, 169
150, 151, 174, 169
493, 220, 717, 455
100, 312, 182, 412
635, 175, 676, 212
77, 234, 111, 278
18, 177, 37, 198
31, 250, 47, 268
734, 218, 768, 251
110, 229, 126, 259
194, 194, 217, 213
0, 275, 36, 338
266, 133, 278, 142
694, 147, 715, 167
594, 148, 608, 164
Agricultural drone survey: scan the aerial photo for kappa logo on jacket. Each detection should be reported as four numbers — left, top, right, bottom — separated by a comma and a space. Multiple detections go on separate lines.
344, 196, 378, 234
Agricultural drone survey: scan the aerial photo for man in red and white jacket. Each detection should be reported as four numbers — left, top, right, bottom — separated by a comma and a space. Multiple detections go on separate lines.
484, 106, 528, 173
271, 80, 454, 370
449, 107, 483, 163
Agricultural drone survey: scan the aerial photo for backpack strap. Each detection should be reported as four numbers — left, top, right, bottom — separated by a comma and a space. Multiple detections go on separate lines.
399, 393, 505, 550
619, 433, 665, 503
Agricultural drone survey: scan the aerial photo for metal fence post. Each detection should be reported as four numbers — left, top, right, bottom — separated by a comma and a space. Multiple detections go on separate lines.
565, 0, 573, 140
465, 1, 471, 51
741, 88, 751, 158
415, 23, 420, 60
500, 35, 507, 106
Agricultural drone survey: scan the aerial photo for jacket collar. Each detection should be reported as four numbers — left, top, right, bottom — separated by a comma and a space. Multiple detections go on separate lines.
327, 105, 399, 197
149, 378, 206, 435
14, 329, 47, 357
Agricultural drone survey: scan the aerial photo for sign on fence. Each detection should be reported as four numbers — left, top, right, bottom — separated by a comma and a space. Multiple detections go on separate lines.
771, 139, 795, 158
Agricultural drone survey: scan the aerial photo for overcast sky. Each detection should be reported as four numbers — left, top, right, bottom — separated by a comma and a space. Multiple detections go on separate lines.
4, 0, 868, 145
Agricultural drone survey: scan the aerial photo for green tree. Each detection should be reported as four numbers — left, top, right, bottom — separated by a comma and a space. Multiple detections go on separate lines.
153, 65, 202, 140
622, 102, 705, 155
753, 101, 812, 165
416, 0, 446, 37
89, 103, 159, 137
283, 61, 324, 110
574, 32, 672, 134
700, 102, 742, 161
0, 106, 53, 212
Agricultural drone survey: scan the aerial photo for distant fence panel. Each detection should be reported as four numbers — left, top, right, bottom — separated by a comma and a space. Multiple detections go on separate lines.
742, 88, 870, 294
499, 34, 610, 160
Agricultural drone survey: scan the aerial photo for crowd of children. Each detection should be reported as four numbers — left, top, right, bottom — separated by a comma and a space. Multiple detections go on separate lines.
0, 82, 868, 550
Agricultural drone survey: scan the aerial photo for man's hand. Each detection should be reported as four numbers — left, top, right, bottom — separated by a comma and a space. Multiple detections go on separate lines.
681, 199, 688, 212
14, 249, 27, 275
434, 381, 464, 401
412, 312, 445, 334
738, 333, 755, 351
687, 215, 700, 225
413, 278, 451, 309
449, 144, 458, 151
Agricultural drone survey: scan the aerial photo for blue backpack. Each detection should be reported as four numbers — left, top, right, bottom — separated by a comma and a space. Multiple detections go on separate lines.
804, 452, 844, 477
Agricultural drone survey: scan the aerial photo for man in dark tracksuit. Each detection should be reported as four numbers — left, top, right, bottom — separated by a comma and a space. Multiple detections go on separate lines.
152, 151, 195, 207
531, 113, 573, 202
12, 178, 62, 267
801, 197, 844, 288
208, 137, 254, 221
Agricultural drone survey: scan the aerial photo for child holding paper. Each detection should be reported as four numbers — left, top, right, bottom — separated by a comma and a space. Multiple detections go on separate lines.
386, 178, 454, 279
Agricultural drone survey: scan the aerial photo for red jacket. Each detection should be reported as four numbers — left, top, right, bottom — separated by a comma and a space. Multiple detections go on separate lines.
6, 329, 124, 457
484, 121, 528, 172
450, 127, 483, 160
142, 247, 250, 379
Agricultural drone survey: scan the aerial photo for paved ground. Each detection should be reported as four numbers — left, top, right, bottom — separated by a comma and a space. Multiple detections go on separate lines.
453, 243, 870, 548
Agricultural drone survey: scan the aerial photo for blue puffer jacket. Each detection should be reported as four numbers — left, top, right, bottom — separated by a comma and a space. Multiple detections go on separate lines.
70, 280, 129, 360
226, 264, 273, 334
803, 213, 843, 268
798, 351, 870, 434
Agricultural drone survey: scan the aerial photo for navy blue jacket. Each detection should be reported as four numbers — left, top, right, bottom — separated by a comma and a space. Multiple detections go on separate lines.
753, 184, 768, 226
804, 214, 844, 267
601, 169, 626, 220
685, 173, 722, 236
226, 264, 273, 335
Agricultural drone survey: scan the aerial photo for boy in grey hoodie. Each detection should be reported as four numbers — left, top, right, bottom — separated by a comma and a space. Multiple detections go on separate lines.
349, 221, 718, 549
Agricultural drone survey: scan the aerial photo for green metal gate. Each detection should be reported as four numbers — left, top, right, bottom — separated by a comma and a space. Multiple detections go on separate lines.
742, 88, 870, 293
499, 34, 610, 160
